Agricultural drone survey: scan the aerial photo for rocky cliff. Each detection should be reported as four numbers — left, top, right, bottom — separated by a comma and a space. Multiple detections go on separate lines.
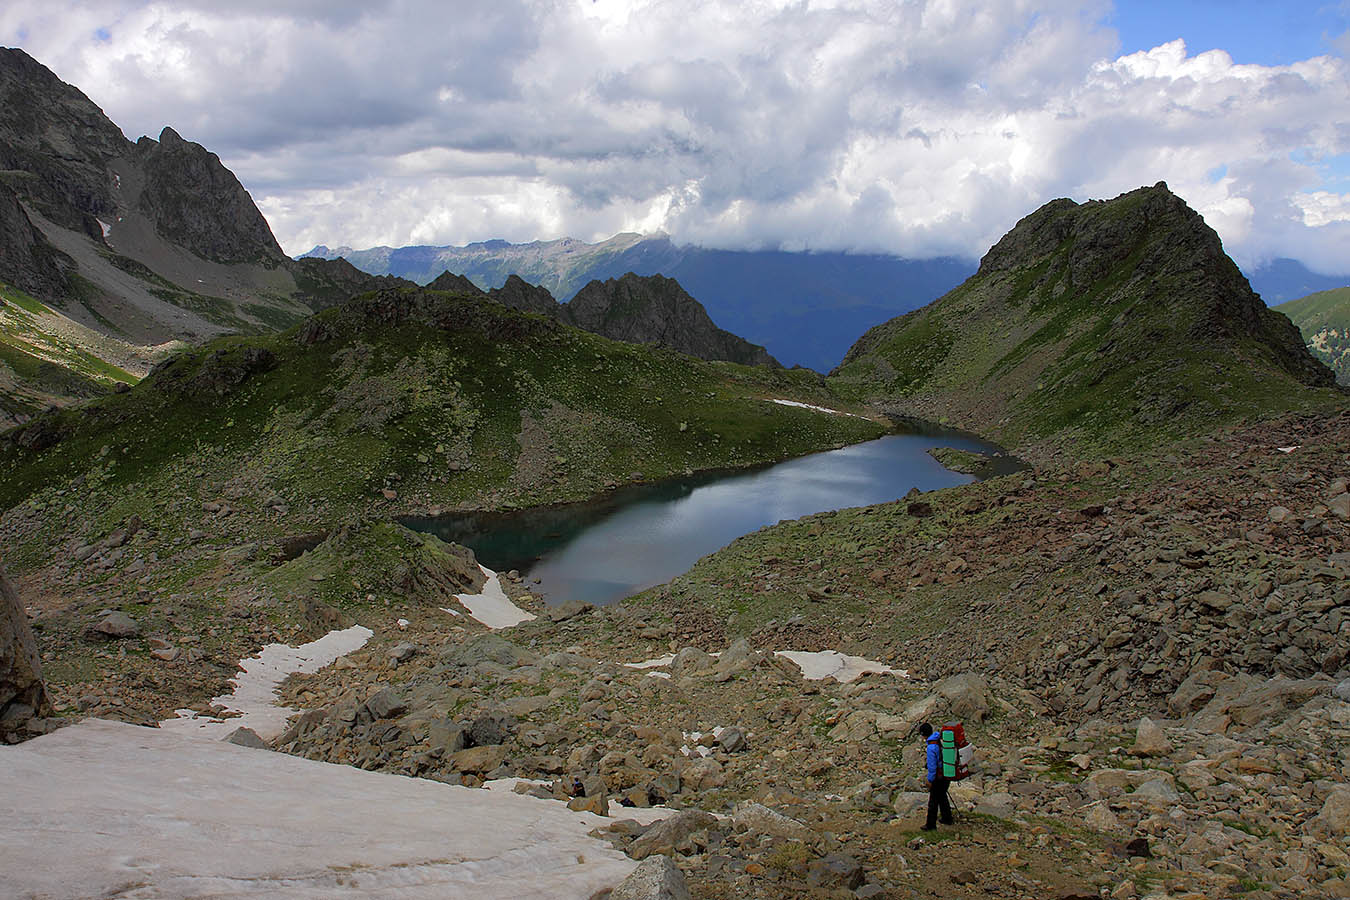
565, 273, 778, 367
133, 127, 287, 266
830, 183, 1339, 455
0, 563, 48, 742
0, 181, 70, 300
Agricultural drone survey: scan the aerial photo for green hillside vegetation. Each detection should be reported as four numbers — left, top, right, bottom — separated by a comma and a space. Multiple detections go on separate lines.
829, 184, 1342, 458
1279, 286, 1350, 385
0, 282, 150, 424
0, 286, 883, 569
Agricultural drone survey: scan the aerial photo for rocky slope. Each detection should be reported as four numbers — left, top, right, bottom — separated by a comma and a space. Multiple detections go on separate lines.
1279, 286, 1350, 385
830, 184, 1340, 460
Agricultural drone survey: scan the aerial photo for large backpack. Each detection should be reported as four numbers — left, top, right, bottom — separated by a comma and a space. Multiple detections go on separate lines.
939, 722, 974, 780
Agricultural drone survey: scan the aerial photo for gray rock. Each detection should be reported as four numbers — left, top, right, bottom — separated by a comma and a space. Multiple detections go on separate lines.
1, 564, 48, 740
807, 853, 864, 890
1131, 717, 1173, 757
450, 744, 507, 774
609, 854, 690, 900
1334, 679, 1350, 702
442, 633, 538, 669
628, 810, 719, 859
1329, 493, 1350, 520
669, 647, 715, 677
467, 712, 516, 747
716, 726, 747, 753
364, 689, 407, 720
89, 612, 140, 639
224, 727, 268, 749
544, 598, 592, 623
936, 671, 992, 723
427, 719, 467, 755
731, 802, 817, 845
388, 642, 419, 664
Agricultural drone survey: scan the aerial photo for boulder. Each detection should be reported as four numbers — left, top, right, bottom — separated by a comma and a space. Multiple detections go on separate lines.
807, 853, 865, 890
609, 854, 690, 900
545, 598, 592, 623
681, 757, 724, 791
87, 612, 140, 639
388, 642, 419, 664
669, 647, 715, 677
716, 726, 747, 753
224, 727, 268, 749
442, 633, 538, 669
1130, 717, 1173, 757
713, 638, 761, 679
363, 689, 407, 720
1308, 788, 1350, 838
0, 565, 48, 741
628, 810, 719, 859
427, 719, 467, 755
467, 712, 516, 747
1329, 493, 1350, 520
450, 744, 508, 774
731, 802, 818, 846
936, 671, 992, 723
566, 793, 609, 816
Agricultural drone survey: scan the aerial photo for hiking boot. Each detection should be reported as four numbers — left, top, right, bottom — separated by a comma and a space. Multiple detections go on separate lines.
920, 823, 937, 831
940, 817, 954, 825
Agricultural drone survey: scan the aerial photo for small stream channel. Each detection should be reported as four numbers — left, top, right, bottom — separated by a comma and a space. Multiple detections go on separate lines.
403, 422, 1020, 608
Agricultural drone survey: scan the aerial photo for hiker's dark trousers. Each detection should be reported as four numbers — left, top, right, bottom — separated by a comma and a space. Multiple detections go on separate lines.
926, 776, 953, 828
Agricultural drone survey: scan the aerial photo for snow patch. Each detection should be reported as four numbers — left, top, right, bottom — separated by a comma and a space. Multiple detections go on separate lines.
624, 653, 676, 669
767, 398, 869, 419
774, 649, 908, 683
454, 566, 537, 629
624, 648, 903, 683
161, 624, 372, 741
0, 720, 636, 899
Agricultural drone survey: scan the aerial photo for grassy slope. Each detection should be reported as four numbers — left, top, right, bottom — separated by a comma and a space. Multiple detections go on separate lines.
829, 185, 1344, 458
0, 287, 883, 569
1279, 286, 1350, 384
0, 283, 145, 421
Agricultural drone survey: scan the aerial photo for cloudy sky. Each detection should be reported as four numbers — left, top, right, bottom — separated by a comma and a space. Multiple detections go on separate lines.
4, 1, 1348, 272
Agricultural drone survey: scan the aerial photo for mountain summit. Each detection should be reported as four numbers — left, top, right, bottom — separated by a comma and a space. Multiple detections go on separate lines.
830, 183, 1338, 456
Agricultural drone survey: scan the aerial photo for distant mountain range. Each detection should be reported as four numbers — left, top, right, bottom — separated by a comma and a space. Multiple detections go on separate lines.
301, 237, 977, 372
302, 240, 1350, 373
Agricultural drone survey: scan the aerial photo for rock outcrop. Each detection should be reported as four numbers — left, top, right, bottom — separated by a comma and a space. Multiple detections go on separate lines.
0, 180, 70, 300
133, 126, 287, 265
488, 274, 563, 317
565, 273, 778, 367
0, 563, 48, 742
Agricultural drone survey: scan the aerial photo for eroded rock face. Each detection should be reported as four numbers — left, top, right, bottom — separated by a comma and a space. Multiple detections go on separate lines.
0, 565, 48, 742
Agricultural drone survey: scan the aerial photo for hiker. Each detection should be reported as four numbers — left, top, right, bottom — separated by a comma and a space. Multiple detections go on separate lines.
919, 723, 953, 830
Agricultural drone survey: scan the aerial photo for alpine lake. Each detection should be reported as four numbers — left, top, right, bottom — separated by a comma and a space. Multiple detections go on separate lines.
404, 421, 1020, 608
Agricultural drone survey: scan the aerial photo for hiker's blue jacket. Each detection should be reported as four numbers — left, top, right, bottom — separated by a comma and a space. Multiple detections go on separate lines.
926, 733, 940, 782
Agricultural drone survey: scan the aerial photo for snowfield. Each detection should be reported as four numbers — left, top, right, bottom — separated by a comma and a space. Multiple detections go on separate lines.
0, 719, 638, 899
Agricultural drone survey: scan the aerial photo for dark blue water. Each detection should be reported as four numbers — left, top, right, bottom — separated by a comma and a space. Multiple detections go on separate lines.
405, 429, 1015, 607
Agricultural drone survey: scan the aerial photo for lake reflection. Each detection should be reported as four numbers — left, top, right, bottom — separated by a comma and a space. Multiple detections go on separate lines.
406, 430, 1013, 607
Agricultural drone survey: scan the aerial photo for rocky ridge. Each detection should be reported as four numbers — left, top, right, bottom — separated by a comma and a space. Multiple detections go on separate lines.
830, 183, 1340, 460
565, 273, 779, 368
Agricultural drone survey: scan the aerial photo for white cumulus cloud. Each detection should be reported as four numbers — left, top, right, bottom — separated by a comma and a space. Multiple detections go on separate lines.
2, 0, 1347, 275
